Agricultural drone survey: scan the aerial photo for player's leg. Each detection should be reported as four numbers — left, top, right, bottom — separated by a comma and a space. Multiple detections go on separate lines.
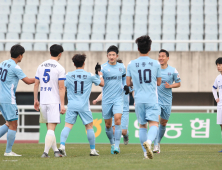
121, 111, 129, 145
217, 108, 222, 152
153, 115, 161, 153
0, 105, 9, 138
112, 116, 115, 140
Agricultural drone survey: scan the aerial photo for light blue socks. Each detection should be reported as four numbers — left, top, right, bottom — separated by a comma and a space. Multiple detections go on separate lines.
6, 129, 16, 153
105, 127, 115, 145
154, 128, 159, 146
114, 125, 122, 148
139, 128, 147, 152
147, 126, 158, 143
0, 124, 9, 138
60, 127, 71, 146
87, 129, 95, 149
158, 124, 166, 143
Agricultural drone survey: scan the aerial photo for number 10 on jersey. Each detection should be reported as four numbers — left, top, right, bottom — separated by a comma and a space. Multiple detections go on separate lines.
138, 69, 151, 84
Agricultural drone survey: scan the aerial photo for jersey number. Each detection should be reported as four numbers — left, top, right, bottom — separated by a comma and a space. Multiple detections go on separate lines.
43, 69, 50, 83
74, 81, 84, 94
138, 69, 151, 84
0, 68, 8, 82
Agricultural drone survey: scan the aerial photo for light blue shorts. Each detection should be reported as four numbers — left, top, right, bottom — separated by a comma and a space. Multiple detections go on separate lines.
160, 105, 172, 120
65, 109, 93, 125
135, 103, 160, 125
102, 101, 123, 120
112, 111, 129, 129
0, 103, 18, 121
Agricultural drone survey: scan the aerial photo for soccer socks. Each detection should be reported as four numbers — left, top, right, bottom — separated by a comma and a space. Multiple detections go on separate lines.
114, 125, 122, 148
87, 129, 95, 149
158, 124, 166, 143
5, 129, 16, 153
44, 130, 55, 154
105, 127, 114, 145
154, 128, 159, 146
147, 126, 158, 145
60, 127, 71, 147
139, 128, 147, 152
51, 136, 59, 152
0, 124, 9, 138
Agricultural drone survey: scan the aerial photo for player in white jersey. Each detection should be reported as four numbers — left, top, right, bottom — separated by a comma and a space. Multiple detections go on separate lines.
212, 57, 222, 153
0, 45, 35, 156
34, 44, 66, 158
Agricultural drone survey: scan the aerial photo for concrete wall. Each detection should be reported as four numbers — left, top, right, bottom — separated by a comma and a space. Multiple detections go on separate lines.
0, 51, 221, 92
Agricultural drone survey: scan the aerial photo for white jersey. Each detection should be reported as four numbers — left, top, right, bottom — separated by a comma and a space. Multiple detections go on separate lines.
35, 59, 66, 104
213, 74, 222, 107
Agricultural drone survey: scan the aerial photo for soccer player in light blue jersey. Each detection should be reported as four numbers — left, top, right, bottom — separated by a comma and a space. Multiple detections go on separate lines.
126, 35, 161, 159
153, 49, 181, 153
0, 44, 35, 156
99, 46, 129, 154
59, 54, 104, 156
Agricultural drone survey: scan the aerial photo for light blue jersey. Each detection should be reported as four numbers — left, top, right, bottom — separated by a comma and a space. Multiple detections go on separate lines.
65, 69, 101, 112
101, 61, 126, 104
158, 65, 181, 106
127, 57, 161, 104
0, 59, 26, 104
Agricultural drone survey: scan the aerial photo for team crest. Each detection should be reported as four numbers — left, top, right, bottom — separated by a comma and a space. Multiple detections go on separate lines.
119, 68, 122, 72
168, 72, 171, 76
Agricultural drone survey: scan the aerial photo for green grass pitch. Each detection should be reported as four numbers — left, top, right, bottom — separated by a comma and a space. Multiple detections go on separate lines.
0, 144, 222, 170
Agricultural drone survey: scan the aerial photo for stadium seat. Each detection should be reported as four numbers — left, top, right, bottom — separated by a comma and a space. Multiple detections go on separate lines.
163, 15, 175, 25
76, 43, 89, 51
21, 32, 33, 39
5, 43, 18, 51
191, 15, 203, 24
219, 14, 222, 24
0, 5, 10, 14
150, 0, 162, 6
122, 5, 135, 15
92, 24, 105, 34
176, 34, 189, 51
93, 14, 106, 24
122, 0, 135, 6
90, 34, 104, 51
11, 5, 24, 14
191, 24, 204, 35
162, 24, 175, 34
67, 0, 80, 5
50, 23, 63, 33
8, 23, 21, 33
95, 0, 107, 5
164, 0, 176, 5
94, 5, 107, 15
121, 15, 133, 25
205, 15, 217, 24
108, 0, 121, 6
34, 43, 47, 51
20, 43, 33, 51
205, 24, 218, 35
49, 33, 62, 40
79, 14, 92, 24
191, 0, 203, 6
177, 24, 189, 35
81, 0, 94, 5
0, 0, 11, 5
134, 24, 147, 34
191, 5, 203, 15
0, 14, 8, 24
205, 0, 217, 6
177, 14, 189, 24
205, 34, 218, 51
134, 15, 147, 24
13, 0, 25, 5
63, 33, 75, 40
205, 5, 217, 15
9, 14, 22, 23
37, 14, 50, 24
163, 5, 176, 15
25, 5, 38, 14
108, 5, 121, 15
23, 14, 36, 23
190, 34, 203, 51
149, 5, 162, 15
149, 24, 161, 35
0, 24, 7, 33
53, 5, 65, 15
105, 34, 118, 49
106, 24, 119, 34
40, 0, 53, 5
177, 5, 189, 15
63, 43, 75, 51
26, 0, 39, 5
162, 34, 175, 51
39, 5, 52, 15
35, 33, 47, 39
0, 43, 4, 51
65, 14, 78, 24
54, 0, 66, 5
22, 23, 35, 33
177, 0, 189, 6
119, 34, 132, 51
51, 15, 64, 24
36, 23, 49, 33
80, 5, 93, 15
135, 5, 148, 15
64, 23, 77, 33
6, 32, 19, 39
107, 15, 120, 24
149, 15, 161, 25
120, 24, 133, 35
66, 5, 79, 15
78, 23, 91, 34
136, 0, 149, 6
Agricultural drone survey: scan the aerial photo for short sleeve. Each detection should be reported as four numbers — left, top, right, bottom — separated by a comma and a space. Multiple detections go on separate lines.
64, 73, 68, 87
58, 67, 66, 81
157, 62, 161, 78
213, 77, 218, 89
35, 66, 40, 80
122, 64, 126, 77
173, 69, 181, 83
13, 65, 26, 80
91, 73, 101, 86
101, 66, 104, 75
126, 61, 131, 77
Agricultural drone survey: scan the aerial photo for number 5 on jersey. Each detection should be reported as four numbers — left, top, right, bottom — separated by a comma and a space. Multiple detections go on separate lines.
43, 69, 50, 83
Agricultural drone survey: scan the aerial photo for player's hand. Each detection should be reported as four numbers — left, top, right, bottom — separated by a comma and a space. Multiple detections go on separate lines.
34, 100, 40, 111
60, 105, 66, 114
93, 100, 97, 105
95, 62, 101, 75
164, 82, 171, 88
124, 85, 130, 94
98, 71, 103, 76
216, 99, 220, 103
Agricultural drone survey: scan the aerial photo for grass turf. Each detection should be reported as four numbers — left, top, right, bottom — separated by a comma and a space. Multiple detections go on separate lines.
0, 144, 222, 170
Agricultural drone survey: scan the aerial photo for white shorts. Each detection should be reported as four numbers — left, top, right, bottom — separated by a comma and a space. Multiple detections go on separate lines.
217, 107, 222, 125
39, 104, 60, 123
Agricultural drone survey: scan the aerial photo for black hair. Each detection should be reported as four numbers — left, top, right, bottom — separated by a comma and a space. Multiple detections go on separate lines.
72, 54, 86, 67
10, 44, 25, 58
50, 44, 64, 57
216, 57, 222, 65
135, 35, 152, 54
117, 59, 123, 63
159, 49, 169, 57
107, 45, 119, 54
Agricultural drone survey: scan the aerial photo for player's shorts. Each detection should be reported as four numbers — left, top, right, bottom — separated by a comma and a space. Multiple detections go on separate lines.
160, 105, 172, 120
217, 107, 222, 124
39, 104, 60, 123
0, 103, 18, 121
112, 111, 129, 129
65, 109, 93, 125
102, 101, 123, 120
135, 103, 160, 125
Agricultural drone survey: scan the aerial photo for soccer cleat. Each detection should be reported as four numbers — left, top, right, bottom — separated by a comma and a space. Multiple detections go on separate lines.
41, 152, 50, 158
218, 149, 222, 152
113, 147, 120, 154
54, 151, 63, 157
90, 150, 99, 156
143, 141, 153, 159
143, 153, 149, 160
123, 135, 129, 145
4, 151, 21, 157
58, 148, 67, 156
111, 144, 115, 154
153, 144, 160, 153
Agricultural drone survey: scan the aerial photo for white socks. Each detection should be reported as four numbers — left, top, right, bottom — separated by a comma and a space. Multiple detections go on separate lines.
147, 140, 152, 145
51, 135, 59, 152
60, 144, 65, 150
44, 130, 56, 154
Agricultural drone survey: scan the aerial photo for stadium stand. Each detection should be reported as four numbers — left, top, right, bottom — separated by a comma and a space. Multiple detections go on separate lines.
0, 0, 219, 51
